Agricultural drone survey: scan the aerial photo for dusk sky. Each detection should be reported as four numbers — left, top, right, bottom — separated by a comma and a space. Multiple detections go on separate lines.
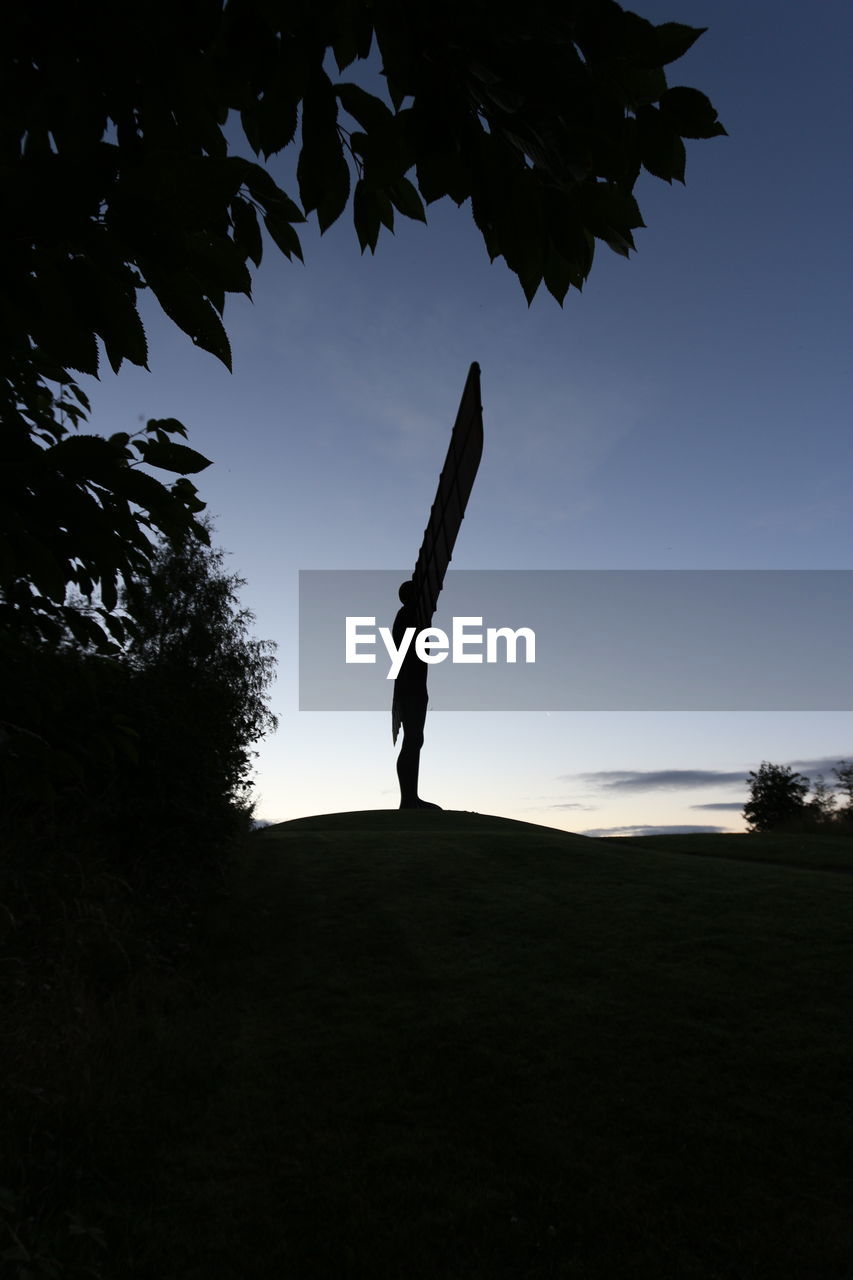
82, 0, 853, 836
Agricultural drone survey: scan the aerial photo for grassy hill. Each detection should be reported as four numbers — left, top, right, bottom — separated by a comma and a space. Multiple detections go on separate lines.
34, 812, 853, 1278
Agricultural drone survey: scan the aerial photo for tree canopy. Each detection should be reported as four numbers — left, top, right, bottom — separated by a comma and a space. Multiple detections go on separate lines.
743, 762, 810, 834
1, 0, 726, 647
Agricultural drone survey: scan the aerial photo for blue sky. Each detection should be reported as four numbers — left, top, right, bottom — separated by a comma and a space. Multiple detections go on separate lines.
82, 0, 853, 835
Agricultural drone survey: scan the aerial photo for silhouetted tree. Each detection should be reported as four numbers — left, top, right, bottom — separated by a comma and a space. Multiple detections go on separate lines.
118, 521, 278, 846
806, 774, 837, 827
1, 522, 276, 861
1, 1, 725, 644
832, 761, 853, 827
743, 762, 809, 833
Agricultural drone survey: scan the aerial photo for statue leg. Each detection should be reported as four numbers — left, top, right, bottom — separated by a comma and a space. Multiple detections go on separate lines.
396, 725, 423, 808
396, 696, 441, 810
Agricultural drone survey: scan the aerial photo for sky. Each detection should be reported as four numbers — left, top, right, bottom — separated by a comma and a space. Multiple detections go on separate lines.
81, 0, 853, 836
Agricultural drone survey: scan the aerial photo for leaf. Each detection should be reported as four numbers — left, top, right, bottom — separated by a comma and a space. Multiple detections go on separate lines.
616, 65, 668, 107
652, 22, 707, 67
240, 37, 310, 159
353, 179, 381, 253
579, 183, 644, 250
147, 418, 188, 439
336, 83, 395, 133
388, 177, 426, 222
240, 106, 265, 159
68, 383, 91, 412
264, 211, 304, 262
376, 190, 394, 232
331, 2, 374, 72
231, 196, 263, 267
183, 231, 253, 296
318, 150, 351, 232
147, 272, 233, 369
101, 570, 118, 613
636, 105, 686, 183
517, 266, 541, 306
138, 440, 213, 475
62, 608, 111, 651
332, 32, 359, 75
498, 175, 546, 301
170, 476, 207, 514
545, 188, 597, 282
80, 263, 149, 374
207, 283, 226, 317
32, 309, 100, 378
241, 87, 299, 160
415, 146, 470, 206
113, 466, 174, 511
543, 247, 575, 305
298, 71, 351, 232
470, 185, 501, 262
350, 116, 410, 188
233, 163, 306, 225
659, 86, 728, 139
372, 13, 417, 110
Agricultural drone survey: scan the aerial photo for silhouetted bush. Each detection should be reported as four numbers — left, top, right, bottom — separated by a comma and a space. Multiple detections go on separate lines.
114, 524, 278, 862
1, 523, 276, 875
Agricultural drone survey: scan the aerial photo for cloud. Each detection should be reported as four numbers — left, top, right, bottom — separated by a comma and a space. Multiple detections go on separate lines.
568, 769, 747, 792
785, 756, 853, 779
545, 802, 596, 811
583, 824, 729, 838
690, 802, 745, 811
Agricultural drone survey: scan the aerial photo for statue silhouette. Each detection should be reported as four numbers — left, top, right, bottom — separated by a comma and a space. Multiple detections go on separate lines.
392, 579, 440, 809
391, 363, 484, 810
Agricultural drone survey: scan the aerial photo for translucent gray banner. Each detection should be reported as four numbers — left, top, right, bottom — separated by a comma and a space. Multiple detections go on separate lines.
298, 570, 853, 711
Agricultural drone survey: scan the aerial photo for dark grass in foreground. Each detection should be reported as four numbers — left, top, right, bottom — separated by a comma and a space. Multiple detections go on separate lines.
88, 813, 851, 1277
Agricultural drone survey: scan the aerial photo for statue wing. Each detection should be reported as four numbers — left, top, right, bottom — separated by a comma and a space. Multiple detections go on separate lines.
411, 362, 484, 632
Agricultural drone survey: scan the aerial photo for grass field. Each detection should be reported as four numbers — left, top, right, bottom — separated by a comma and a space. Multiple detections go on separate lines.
16, 812, 853, 1278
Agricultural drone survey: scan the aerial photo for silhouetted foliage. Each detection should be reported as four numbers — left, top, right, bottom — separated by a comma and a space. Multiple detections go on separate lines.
743, 762, 810, 833
805, 774, 837, 828
832, 761, 853, 826
1, 523, 277, 863
1, 1, 725, 642
0, 391, 212, 652
119, 521, 278, 846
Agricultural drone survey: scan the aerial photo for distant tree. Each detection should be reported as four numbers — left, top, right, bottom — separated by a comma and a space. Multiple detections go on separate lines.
743, 762, 809, 834
806, 774, 837, 827
1, 1, 726, 645
832, 761, 853, 827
